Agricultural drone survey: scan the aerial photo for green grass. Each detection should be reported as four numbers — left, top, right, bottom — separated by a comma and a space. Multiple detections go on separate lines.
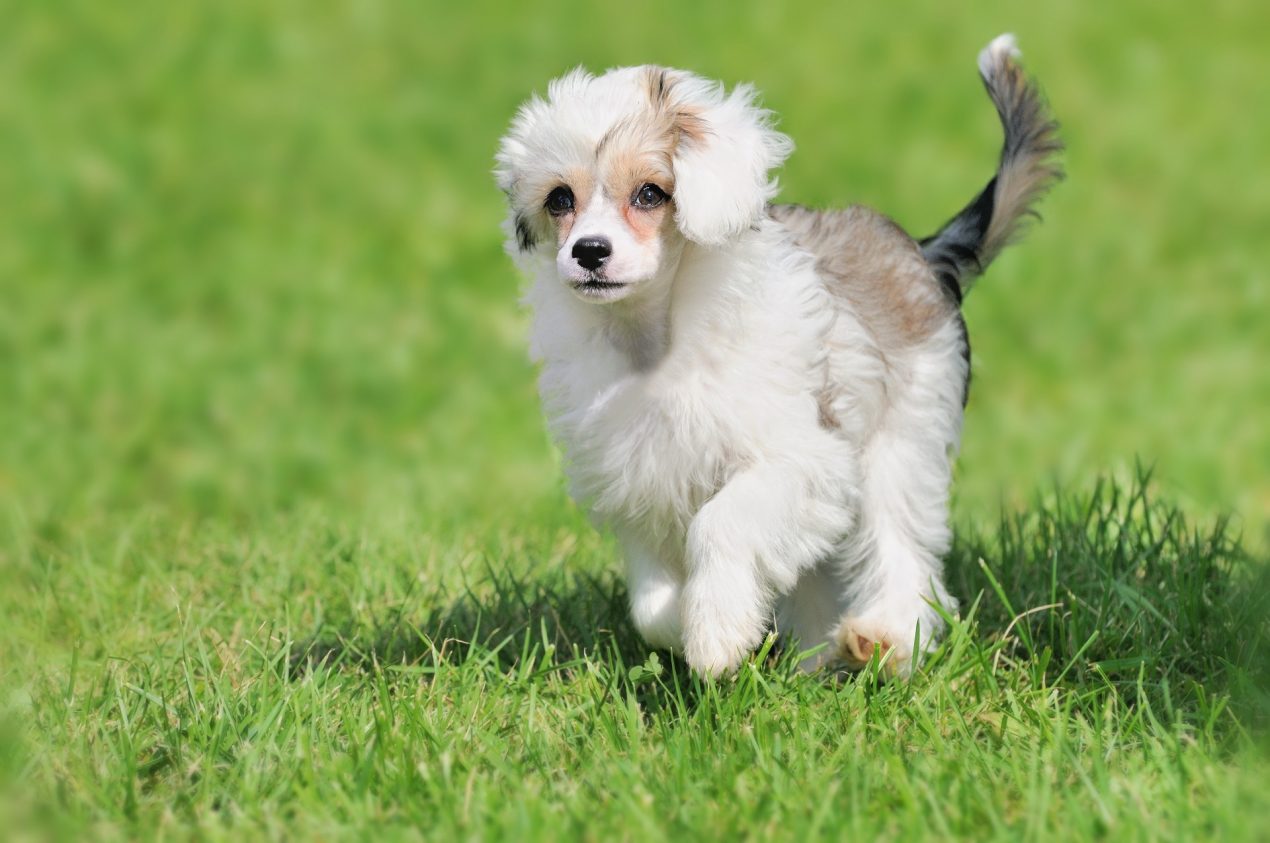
2, 1, 1268, 839
3, 479, 1267, 840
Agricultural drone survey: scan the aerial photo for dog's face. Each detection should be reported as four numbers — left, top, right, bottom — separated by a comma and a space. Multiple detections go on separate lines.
527, 122, 682, 304
496, 66, 792, 304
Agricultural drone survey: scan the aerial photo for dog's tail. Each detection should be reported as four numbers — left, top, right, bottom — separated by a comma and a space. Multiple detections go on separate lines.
920, 34, 1063, 303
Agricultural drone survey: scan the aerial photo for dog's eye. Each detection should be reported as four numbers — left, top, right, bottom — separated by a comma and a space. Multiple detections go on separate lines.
632, 183, 668, 209
545, 186, 574, 215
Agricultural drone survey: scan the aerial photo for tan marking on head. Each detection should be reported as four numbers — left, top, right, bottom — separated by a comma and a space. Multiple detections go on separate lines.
524, 167, 596, 247
595, 115, 677, 246
646, 66, 673, 108
670, 105, 709, 146
603, 145, 673, 200
554, 213, 576, 244
643, 65, 709, 147
622, 198, 674, 245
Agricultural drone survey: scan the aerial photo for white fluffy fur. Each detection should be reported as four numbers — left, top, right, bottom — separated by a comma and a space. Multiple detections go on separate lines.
978, 33, 1020, 79
496, 63, 968, 677
668, 79, 794, 245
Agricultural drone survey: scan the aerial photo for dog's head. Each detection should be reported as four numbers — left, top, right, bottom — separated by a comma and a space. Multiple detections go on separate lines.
496, 66, 792, 303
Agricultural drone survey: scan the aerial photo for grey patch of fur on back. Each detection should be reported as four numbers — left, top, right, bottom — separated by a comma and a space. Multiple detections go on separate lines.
772, 203, 956, 348
773, 202, 972, 406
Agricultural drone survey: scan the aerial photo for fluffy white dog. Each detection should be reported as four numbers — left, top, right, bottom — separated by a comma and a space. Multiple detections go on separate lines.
495, 35, 1061, 677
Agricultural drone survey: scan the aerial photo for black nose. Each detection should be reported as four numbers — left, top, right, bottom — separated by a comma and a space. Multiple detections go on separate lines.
572, 237, 612, 271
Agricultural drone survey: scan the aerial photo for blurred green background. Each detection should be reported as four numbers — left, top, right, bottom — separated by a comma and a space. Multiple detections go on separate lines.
2, 0, 1267, 568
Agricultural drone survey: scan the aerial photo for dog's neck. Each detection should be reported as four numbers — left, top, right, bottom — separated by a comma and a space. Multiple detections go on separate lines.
598, 245, 688, 371
602, 279, 673, 372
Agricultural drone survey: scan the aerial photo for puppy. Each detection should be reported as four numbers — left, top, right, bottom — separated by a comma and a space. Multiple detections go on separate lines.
495, 35, 1061, 677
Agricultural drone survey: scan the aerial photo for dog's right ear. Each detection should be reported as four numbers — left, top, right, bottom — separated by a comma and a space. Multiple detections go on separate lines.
495, 69, 596, 256
668, 75, 793, 247
495, 98, 544, 255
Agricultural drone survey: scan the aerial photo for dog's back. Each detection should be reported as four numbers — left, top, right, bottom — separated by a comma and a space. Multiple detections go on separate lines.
772, 203, 957, 352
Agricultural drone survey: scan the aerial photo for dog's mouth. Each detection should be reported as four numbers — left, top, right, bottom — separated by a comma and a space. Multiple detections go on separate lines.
571, 275, 629, 298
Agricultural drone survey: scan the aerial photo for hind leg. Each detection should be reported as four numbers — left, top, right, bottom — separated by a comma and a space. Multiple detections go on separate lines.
835, 335, 965, 675
835, 432, 957, 675
776, 563, 849, 671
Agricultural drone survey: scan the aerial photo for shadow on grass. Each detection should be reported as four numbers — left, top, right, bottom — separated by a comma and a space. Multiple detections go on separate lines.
294, 473, 1268, 725
290, 563, 715, 714
292, 563, 644, 675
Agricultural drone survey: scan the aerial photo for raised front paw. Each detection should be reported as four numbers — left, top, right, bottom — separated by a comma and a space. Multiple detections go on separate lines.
682, 626, 762, 678
680, 572, 768, 678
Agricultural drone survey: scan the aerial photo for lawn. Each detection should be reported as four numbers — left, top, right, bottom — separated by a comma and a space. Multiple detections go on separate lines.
1, 1, 1267, 839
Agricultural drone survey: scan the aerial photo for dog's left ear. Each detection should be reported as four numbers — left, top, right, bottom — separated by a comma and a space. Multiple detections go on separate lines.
670, 78, 793, 246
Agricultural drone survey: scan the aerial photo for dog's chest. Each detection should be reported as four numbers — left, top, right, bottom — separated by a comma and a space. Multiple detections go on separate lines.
548, 360, 738, 531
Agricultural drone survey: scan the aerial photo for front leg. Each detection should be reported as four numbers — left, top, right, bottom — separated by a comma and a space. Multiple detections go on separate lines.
682, 457, 854, 676
618, 528, 684, 652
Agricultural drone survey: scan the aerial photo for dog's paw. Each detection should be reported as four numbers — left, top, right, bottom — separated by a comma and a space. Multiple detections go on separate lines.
680, 530, 768, 678
834, 615, 916, 677
680, 599, 767, 680
683, 637, 742, 678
